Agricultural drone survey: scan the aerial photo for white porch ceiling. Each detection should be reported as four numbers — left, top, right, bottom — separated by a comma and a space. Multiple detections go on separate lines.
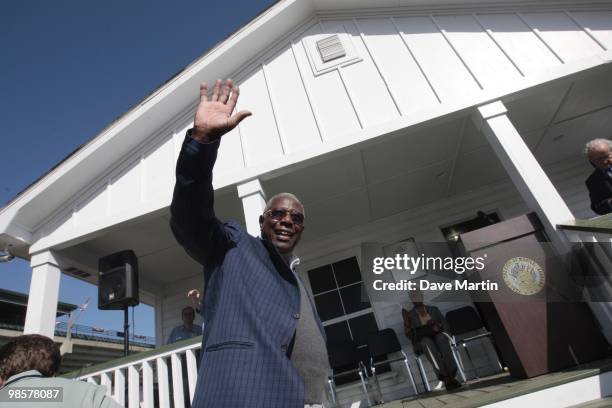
74, 190, 244, 289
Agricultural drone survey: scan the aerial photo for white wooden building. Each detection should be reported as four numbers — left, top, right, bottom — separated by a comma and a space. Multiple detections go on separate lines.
2, 0, 612, 406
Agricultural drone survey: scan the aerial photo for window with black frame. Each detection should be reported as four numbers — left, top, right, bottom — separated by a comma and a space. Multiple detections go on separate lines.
308, 257, 388, 384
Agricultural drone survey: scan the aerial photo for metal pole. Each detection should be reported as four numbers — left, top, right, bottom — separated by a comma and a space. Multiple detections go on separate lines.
124, 306, 129, 356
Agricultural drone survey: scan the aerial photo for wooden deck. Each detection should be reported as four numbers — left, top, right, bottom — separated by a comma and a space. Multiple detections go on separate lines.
379, 358, 612, 408
569, 397, 612, 408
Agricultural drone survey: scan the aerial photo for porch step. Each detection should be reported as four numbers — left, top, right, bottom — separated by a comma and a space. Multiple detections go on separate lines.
380, 357, 612, 408
569, 397, 612, 408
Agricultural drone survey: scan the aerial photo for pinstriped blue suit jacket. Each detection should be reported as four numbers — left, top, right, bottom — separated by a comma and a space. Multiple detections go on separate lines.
170, 132, 325, 408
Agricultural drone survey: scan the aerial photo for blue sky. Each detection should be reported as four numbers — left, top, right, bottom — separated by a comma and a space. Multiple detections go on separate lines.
1, 0, 274, 338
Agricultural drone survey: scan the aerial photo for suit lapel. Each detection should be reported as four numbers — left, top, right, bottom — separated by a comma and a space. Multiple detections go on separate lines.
259, 236, 297, 286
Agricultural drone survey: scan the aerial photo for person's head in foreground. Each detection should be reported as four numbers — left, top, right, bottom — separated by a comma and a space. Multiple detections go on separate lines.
182, 306, 196, 327
0, 334, 61, 386
259, 192, 305, 254
585, 138, 612, 171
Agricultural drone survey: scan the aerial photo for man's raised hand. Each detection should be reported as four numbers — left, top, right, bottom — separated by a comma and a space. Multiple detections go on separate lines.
191, 79, 252, 143
187, 289, 200, 301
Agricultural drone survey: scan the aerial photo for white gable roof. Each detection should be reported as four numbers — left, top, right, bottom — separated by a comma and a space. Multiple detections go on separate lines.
0, 0, 312, 250
2, 0, 612, 257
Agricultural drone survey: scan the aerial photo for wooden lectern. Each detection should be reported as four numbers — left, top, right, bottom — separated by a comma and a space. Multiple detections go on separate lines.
460, 213, 608, 379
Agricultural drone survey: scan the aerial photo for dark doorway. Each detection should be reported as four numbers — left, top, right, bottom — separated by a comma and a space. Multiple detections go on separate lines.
441, 211, 500, 257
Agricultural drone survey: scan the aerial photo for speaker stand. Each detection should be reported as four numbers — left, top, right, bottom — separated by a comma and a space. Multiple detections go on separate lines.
123, 306, 130, 356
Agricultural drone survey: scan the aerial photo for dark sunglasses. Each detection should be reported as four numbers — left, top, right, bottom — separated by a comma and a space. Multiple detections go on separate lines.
264, 208, 305, 225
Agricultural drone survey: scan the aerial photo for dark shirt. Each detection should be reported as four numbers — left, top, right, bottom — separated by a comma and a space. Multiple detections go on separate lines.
586, 168, 612, 215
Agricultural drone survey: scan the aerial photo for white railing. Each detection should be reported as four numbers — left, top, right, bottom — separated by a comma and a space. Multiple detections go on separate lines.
69, 329, 505, 407
72, 337, 201, 408
559, 214, 612, 344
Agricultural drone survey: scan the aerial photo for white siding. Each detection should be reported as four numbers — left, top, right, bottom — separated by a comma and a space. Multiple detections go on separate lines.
519, 12, 606, 63
228, 7, 610, 180
237, 69, 285, 166
393, 16, 482, 102
433, 14, 523, 87
41, 208, 73, 241
476, 13, 563, 76
110, 158, 141, 215
322, 19, 400, 127
355, 17, 440, 113
142, 134, 175, 204
215, 127, 245, 175
74, 184, 107, 226
265, 45, 322, 152
295, 22, 362, 139
34, 5, 612, 258
570, 11, 612, 50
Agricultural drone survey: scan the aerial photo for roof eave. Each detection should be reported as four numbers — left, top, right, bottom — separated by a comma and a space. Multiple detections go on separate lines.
0, 0, 315, 241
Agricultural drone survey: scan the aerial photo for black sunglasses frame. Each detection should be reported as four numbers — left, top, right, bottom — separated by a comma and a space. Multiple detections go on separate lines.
264, 208, 305, 225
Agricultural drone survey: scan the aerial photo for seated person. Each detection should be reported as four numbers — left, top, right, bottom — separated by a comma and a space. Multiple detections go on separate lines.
402, 291, 461, 391
167, 306, 202, 344
0, 334, 121, 408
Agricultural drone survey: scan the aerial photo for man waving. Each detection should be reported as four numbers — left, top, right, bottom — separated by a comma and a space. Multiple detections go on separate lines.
170, 79, 329, 408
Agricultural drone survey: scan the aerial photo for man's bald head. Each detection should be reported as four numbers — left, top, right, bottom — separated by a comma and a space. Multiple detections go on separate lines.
264, 193, 304, 216
259, 193, 305, 254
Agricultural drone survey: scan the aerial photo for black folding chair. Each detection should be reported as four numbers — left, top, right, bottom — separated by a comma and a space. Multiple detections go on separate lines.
445, 306, 503, 381
414, 350, 433, 392
327, 339, 371, 407
366, 329, 418, 403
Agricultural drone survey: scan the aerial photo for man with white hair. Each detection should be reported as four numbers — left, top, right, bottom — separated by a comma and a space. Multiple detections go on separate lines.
585, 138, 612, 215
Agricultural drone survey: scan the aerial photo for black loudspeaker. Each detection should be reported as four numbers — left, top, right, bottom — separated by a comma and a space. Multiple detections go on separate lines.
98, 250, 139, 310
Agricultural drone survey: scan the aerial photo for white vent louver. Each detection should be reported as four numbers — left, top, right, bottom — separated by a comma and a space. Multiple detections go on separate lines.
316, 35, 346, 63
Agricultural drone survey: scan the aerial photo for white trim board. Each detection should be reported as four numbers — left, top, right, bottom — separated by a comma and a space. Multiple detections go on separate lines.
484, 369, 612, 408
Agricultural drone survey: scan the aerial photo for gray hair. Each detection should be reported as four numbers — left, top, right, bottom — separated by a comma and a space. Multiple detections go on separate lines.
584, 139, 612, 156
264, 193, 305, 217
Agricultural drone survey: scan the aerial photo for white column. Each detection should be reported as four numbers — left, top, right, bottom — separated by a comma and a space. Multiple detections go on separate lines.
475, 100, 573, 251
24, 250, 62, 338
237, 178, 267, 236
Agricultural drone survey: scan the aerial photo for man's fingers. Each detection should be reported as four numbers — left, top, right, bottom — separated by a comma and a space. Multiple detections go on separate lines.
211, 79, 221, 101
219, 79, 232, 104
199, 82, 208, 102
227, 85, 240, 112
228, 110, 252, 129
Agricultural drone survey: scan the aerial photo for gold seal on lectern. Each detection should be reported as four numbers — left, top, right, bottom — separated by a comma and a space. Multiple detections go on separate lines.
502, 257, 545, 296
